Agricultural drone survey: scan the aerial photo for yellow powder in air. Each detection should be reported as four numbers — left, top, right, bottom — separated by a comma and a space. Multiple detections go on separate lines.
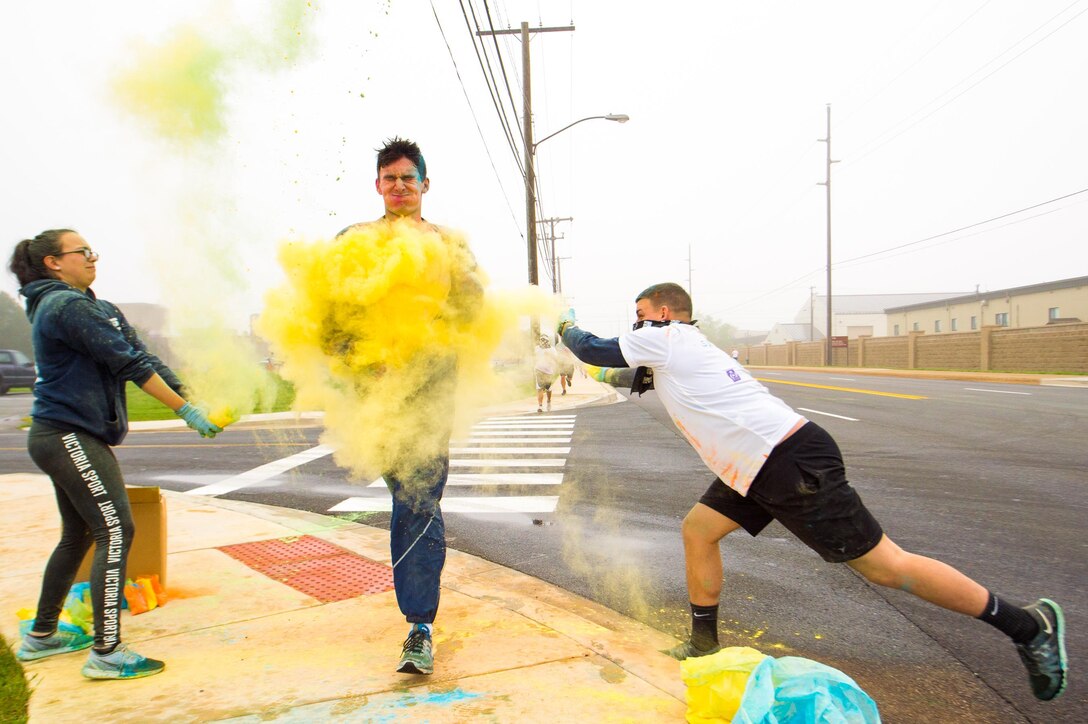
112, 26, 227, 144
259, 218, 553, 487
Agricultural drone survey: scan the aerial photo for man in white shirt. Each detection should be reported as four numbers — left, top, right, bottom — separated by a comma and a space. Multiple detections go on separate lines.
558, 282, 1066, 703
534, 335, 558, 413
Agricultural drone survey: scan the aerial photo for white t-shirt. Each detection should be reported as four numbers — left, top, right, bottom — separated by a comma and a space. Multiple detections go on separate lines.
534, 346, 558, 376
619, 322, 803, 496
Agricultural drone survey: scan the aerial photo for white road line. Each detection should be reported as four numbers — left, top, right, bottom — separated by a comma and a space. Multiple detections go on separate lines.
797, 407, 859, 422
185, 444, 335, 496
451, 458, 565, 467
478, 415, 578, 420
474, 423, 574, 429
828, 377, 856, 381
329, 496, 559, 513
964, 387, 1032, 396
450, 447, 570, 454
368, 473, 563, 487
465, 431, 574, 437
455, 437, 572, 444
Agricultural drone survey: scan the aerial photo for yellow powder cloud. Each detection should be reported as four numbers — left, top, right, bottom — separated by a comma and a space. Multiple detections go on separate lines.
112, 27, 227, 143
259, 219, 554, 485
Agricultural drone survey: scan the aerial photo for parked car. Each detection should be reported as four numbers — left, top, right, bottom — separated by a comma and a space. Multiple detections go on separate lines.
0, 348, 37, 394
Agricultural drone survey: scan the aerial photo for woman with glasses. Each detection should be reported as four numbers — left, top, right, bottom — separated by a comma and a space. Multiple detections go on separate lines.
8, 228, 221, 680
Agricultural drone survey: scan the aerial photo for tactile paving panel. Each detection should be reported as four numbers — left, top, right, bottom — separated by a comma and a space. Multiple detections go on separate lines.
218, 535, 394, 603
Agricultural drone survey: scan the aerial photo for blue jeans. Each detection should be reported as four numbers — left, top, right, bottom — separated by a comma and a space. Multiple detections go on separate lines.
386, 458, 449, 624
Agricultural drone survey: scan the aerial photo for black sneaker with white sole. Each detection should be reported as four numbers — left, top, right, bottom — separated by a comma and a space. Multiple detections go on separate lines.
1016, 598, 1067, 701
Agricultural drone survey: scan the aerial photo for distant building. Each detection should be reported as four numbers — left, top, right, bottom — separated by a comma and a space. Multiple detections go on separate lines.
115, 303, 169, 336
115, 302, 173, 365
763, 323, 822, 345
796, 292, 967, 339
885, 276, 1088, 335
733, 329, 769, 347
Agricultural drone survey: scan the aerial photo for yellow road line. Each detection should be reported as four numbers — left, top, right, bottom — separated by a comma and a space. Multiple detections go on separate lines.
756, 378, 927, 400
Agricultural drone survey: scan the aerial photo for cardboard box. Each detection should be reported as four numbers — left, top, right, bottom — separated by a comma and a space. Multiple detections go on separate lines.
76, 485, 167, 586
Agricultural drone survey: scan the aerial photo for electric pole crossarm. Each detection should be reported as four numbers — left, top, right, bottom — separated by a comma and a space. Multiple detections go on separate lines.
476, 25, 575, 36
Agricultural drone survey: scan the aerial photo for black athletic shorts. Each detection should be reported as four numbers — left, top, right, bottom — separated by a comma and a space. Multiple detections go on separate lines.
698, 421, 883, 563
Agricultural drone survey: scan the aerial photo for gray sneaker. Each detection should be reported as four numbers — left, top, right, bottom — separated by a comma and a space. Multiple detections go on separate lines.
661, 638, 721, 661
397, 624, 434, 675
16, 629, 94, 661
1016, 599, 1067, 701
81, 644, 165, 680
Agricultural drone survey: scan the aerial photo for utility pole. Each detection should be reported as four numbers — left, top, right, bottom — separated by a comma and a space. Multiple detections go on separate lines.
556, 254, 571, 293
687, 244, 693, 301
476, 22, 575, 291
809, 286, 815, 342
816, 104, 838, 366
538, 216, 573, 293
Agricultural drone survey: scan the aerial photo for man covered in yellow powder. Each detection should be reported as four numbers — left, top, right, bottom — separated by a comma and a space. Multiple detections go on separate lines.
334, 137, 483, 675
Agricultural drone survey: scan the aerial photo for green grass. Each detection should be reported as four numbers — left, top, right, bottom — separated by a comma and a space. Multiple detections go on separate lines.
125, 376, 297, 422
0, 632, 30, 724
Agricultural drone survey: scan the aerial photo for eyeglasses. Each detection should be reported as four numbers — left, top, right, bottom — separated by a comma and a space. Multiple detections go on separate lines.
53, 248, 99, 261
379, 174, 422, 188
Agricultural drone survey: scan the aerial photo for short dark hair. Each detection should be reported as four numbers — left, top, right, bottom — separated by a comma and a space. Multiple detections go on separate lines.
376, 137, 426, 180
636, 282, 693, 317
9, 229, 74, 288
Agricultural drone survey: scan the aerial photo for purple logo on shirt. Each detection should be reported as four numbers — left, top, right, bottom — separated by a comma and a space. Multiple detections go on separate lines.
727, 369, 741, 382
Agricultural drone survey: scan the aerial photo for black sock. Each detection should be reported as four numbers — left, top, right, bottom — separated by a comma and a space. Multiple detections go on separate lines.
977, 592, 1039, 644
93, 643, 118, 656
690, 603, 719, 649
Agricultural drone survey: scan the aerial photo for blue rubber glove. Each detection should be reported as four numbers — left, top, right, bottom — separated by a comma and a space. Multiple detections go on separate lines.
557, 308, 576, 337
175, 402, 223, 438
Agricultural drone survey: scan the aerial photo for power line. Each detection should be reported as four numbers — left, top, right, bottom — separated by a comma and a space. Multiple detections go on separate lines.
840, 0, 994, 127
722, 187, 1088, 312
481, 1, 525, 144
836, 187, 1088, 265
844, 1, 1087, 168
458, 0, 524, 175
834, 204, 1076, 270
429, 0, 522, 234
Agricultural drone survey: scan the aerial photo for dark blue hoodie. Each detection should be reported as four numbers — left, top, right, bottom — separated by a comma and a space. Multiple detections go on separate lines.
22, 279, 184, 446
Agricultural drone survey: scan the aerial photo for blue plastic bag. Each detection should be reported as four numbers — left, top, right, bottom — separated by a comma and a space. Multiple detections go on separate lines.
733, 655, 881, 723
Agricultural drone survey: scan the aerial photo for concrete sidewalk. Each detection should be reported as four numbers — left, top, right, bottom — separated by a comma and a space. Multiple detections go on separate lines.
2, 375, 695, 722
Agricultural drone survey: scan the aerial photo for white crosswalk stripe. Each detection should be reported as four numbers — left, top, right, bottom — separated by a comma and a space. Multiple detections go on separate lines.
184, 413, 576, 515
367, 473, 563, 487
351, 413, 577, 513
329, 496, 559, 513
461, 430, 571, 437
456, 437, 572, 444
451, 458, 565, 467
185, 444, 335, 496
450, 447, 570, 454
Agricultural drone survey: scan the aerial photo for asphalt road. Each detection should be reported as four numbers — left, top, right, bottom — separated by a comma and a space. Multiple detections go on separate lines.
1, 373, 1084, 722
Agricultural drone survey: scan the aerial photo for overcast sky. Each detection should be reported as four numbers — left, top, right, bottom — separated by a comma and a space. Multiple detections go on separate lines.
2, 1, 1085, 338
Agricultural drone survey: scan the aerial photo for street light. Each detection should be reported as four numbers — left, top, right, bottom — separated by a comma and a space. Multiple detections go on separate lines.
532, 114, 630, 152
524, 113, 628, 289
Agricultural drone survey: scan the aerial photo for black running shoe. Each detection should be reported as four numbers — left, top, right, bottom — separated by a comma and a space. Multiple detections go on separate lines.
661, 638, 720, 661
1016, 599, 1067, 701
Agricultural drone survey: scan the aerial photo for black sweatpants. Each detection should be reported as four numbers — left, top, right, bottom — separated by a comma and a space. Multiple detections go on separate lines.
27, 420, 134, 650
